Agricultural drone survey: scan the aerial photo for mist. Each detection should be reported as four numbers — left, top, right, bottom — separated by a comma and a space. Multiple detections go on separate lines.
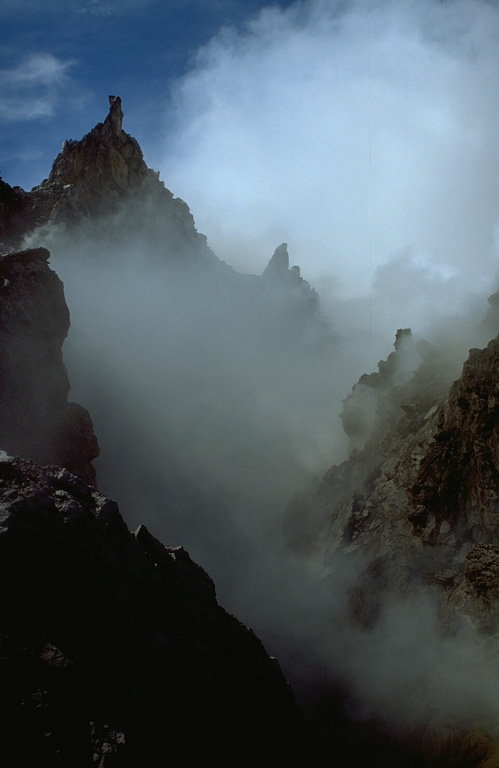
33, 214, 499, 763
18, 0, 499, 760
41, 221, 348, 596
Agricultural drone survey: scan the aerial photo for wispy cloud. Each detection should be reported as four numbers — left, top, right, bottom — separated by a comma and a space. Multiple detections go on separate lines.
0, 53, 75, 122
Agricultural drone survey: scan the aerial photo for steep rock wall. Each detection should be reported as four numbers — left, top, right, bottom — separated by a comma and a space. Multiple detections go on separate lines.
0, 247, 98, 484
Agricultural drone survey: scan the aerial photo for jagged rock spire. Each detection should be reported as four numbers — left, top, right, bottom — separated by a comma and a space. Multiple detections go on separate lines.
26, 95, 153, 225
263, 243, 289, 276
102, 94, 123, 137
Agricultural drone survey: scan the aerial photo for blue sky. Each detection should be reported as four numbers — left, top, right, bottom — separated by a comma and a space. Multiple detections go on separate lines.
2, 0, 499, 341
0, 0, 295, 189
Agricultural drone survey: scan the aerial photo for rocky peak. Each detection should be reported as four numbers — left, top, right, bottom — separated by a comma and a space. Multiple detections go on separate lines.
36, 94, 150, 222
103, 94, 123, 137
261, 242, 320, 324
1, 96, 214, 264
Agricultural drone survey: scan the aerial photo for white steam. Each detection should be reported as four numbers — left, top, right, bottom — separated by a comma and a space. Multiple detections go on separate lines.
39, 213, 499, 760
160, 0, 499, 340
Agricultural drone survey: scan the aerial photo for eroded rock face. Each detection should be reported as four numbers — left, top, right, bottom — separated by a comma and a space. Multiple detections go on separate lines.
410, 337, 499, 546
0, 453, 309, 765
284, 330, 450, 555
285, 330, 499, 625
0, 247, 98, 484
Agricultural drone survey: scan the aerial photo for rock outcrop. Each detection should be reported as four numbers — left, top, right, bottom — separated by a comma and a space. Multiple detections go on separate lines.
284, 329, 447, 554
0, 247, 98, 484
282, 324, 499, 763
285, 327, 499, 633
0, 453, 309, 764
1, 98, 325, 340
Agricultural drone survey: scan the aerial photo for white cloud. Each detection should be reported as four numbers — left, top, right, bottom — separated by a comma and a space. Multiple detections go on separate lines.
160, 0, 499, 336
0, 53, 75, 122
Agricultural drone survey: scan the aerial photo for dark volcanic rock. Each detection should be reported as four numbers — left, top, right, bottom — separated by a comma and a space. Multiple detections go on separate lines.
0, 453, 310, 765
0, 247, 98, 484
0, 175, 33, 247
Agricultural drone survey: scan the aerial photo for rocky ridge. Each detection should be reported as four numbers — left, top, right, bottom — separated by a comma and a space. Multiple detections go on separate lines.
0, 453, 309, 764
